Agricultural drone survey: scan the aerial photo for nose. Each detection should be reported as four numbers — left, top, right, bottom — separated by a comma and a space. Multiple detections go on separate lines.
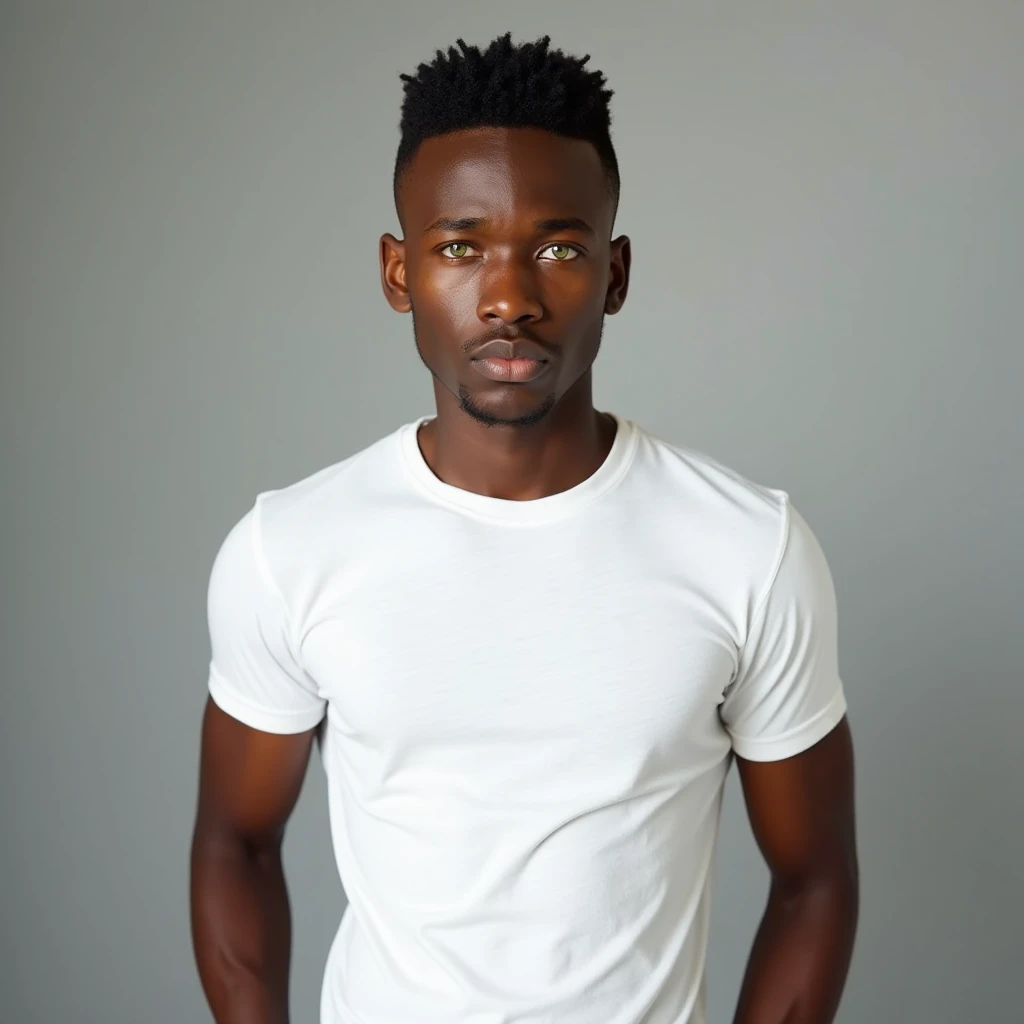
476, 257, 543, 325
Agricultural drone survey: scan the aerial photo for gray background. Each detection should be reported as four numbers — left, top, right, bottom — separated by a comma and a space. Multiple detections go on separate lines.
2, 1, 1021, 1021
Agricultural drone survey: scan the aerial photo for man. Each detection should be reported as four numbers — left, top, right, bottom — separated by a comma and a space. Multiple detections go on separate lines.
190, 33, 858, 1024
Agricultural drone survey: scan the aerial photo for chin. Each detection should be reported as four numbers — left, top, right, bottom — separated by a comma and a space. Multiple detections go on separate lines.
457, 386, 557, 428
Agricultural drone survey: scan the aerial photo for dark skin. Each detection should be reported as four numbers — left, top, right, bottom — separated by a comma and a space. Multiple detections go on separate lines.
381, 126, 630, 499
190, 703, 316, 1024
190, 125, 858, 1023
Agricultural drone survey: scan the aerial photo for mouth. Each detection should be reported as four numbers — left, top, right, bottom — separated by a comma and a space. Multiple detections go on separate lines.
469, 355, 550, 383
468, 336, 551, 384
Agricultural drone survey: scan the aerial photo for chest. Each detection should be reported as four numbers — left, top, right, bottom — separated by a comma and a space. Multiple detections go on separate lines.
299, 532, 738, 778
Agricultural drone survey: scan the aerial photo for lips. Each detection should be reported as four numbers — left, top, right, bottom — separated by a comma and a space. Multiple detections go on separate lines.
469, 337, 551, 383
471, 338, 549, 363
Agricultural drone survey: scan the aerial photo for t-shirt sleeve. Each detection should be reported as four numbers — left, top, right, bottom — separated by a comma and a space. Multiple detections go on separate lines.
719, 497, 847, 761
205, 500, 326, 734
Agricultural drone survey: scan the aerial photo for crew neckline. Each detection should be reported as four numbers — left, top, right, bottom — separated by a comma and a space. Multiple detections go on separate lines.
397, 412, 639, 525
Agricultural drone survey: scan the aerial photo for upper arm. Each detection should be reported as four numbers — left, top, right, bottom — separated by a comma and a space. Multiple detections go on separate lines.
720, 499, 856, 880
195, 499, 326, 843
735, 717, 857, 885
204, 500, 326, 734
194, 697, 317, 846
719, 500, 847, 762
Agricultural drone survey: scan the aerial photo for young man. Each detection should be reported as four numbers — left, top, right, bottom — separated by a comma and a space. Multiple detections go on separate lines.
191, 33, 858, 1024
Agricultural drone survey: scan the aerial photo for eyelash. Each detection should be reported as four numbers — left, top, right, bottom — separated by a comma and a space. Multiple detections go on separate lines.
439, 242, 584, 261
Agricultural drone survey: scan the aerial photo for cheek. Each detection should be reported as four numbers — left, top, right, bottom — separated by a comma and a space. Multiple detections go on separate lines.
410, 271, 479, 330
553, 273, 608, 335
548, 260, 607, 306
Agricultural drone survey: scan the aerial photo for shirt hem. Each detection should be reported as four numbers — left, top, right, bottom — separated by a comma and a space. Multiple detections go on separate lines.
728, 687, 847, 761
209, 668, 326, 734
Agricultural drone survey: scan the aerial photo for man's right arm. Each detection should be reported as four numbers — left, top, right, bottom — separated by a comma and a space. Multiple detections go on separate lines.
190, 697, 318, 1024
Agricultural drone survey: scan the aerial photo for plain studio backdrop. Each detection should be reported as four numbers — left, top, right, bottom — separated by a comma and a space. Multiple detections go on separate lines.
2, 2, 1021, 1021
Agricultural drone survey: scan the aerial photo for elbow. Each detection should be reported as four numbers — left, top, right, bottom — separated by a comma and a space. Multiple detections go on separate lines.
771, 851, 860, 923
191, 812, 285, 865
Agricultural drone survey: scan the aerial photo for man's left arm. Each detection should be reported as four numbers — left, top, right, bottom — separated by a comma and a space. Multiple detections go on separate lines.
730, 717, 859, 1024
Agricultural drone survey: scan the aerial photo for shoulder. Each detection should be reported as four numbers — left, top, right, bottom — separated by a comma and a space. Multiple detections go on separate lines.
215, 419, 414, 595
259, 418, 414, 530
260, 428, 401, 523
628, 419, 791, 572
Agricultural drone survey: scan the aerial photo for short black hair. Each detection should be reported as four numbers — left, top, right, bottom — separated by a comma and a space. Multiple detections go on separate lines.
394, 33, 619, 207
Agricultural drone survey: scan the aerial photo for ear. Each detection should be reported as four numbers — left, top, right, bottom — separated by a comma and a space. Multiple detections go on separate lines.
604, 235, 631, 315
380, 233, 411, 313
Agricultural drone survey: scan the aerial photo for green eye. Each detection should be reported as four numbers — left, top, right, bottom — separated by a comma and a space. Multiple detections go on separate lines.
443, 242, 470, 258
543, 244, 576, 260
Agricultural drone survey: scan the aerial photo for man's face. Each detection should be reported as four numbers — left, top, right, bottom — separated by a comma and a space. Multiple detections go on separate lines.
380, 127, 630, 427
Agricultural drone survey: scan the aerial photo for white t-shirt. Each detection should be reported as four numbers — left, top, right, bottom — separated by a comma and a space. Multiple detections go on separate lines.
206, 412, 847, 1024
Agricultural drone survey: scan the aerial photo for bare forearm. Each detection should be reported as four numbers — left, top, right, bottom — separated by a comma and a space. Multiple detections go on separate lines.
190, 830, 293, 1024
731, 872, 858, 1024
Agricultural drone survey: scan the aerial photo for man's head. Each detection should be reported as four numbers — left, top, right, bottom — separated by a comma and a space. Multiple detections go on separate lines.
380, 34, 630, 429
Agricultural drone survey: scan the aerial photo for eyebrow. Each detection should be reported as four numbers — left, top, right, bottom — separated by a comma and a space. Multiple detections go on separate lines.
424, 216, 595, 235
534, 217, 594, 235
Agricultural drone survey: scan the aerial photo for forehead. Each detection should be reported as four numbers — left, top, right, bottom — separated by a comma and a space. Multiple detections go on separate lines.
398, 127, 614, 235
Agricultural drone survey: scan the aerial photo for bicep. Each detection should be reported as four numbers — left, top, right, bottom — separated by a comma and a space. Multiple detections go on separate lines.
194, 696, 318, 846
734, 716, 857, 884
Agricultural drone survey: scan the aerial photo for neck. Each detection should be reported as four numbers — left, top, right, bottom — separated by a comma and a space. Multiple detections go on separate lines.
417, 372, 617, 502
